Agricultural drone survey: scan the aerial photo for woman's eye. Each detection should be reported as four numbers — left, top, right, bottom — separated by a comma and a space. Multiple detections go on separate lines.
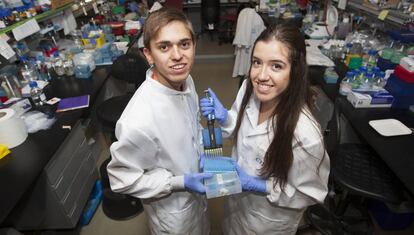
272, 64, 282, 70
252, 59, 261, 66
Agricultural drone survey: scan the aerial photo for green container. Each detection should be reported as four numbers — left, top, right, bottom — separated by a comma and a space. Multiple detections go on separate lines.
348, 56, 363, 69
390, 52, 406, 64
112, 6, 125, 15
381, 48, 394, 60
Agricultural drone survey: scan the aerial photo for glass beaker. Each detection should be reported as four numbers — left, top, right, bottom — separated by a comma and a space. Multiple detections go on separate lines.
0, 73, 22, 98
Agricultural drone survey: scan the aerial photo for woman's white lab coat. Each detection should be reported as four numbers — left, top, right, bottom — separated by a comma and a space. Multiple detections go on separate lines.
107, 69, 209, 235
221, 80, 330, 235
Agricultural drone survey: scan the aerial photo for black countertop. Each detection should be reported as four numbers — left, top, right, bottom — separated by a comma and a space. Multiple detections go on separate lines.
309, 64, 414, 195
0, 66, 110, 225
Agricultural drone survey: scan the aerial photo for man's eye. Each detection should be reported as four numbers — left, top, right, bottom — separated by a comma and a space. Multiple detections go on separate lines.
159, 45, 168, 51
181, 41, 191, 48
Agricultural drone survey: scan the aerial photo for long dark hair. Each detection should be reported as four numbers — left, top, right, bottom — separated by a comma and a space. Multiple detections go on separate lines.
233, 24, 317, 189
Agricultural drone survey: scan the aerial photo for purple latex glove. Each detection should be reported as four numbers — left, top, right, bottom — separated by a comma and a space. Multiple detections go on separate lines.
184, 173, 213, 194
235, 165, 266, 193
200, 88, 228, 124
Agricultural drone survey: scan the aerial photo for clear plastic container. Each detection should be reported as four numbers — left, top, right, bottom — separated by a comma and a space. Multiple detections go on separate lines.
339, 71, 354, 96
20, 57, 37, 84
52, 53, 65, 76
205, 171, 242, 199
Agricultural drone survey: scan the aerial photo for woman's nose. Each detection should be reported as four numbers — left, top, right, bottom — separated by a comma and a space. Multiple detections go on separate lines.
257, 66, 269, 80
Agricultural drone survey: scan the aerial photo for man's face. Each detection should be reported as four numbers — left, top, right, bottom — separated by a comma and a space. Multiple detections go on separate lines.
143, 21, 195, 91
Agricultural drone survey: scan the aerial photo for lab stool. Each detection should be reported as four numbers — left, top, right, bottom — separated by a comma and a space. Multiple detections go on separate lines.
100, 158, 143, 220
96, 51, 149, 220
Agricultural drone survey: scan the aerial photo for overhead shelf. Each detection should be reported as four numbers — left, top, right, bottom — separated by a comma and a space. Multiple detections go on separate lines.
0, 3, 74, 35
347, 0, 411, 26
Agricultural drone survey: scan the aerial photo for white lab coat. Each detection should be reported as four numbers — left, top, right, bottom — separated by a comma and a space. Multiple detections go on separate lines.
108, 69, 210, 235
232, 8, 266, 78
221, 80, 330, 235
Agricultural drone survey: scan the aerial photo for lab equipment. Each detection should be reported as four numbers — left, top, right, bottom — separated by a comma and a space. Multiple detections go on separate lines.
202, 156, 242, 199
201, 88, 228, 124
202, 89, 223, 157
205, 171, 242, 198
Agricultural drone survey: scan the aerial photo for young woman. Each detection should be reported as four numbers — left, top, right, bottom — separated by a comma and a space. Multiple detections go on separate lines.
108, 8, 212, 234
201, 24, 330, 234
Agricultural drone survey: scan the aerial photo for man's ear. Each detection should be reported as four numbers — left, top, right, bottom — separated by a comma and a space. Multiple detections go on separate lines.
143, 47, 153, 65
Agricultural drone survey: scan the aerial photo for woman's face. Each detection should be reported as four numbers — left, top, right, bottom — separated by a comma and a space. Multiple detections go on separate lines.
250, 39, 291, 109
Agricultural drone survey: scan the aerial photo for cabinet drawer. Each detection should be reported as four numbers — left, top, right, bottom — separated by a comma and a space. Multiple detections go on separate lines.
61, 151, 95, 215
46, 121, 86, 186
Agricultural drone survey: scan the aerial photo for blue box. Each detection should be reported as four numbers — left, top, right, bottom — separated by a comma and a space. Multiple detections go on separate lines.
385, 75, 414, 109
369, 199, 414, 230
378, 57, 397, 71
80, 180, 103, 226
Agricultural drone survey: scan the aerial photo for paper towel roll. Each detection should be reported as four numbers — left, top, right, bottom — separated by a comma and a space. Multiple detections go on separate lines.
0, 108, 28, 148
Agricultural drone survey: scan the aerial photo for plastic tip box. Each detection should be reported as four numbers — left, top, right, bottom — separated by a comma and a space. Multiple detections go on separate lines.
205, 171, 242, 199
203, 157, 242, 199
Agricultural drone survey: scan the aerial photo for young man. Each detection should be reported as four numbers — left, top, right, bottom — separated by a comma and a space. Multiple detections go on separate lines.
107, 8, 212, 234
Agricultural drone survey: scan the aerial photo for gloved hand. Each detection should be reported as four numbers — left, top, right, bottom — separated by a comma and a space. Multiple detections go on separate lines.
235, 165, 267, 193
199, 154, 206, 170
184, 173, 213, 194
200, 88, 228, 124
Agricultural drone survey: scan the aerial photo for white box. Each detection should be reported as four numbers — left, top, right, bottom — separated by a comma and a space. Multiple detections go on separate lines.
346, 91, 392, 108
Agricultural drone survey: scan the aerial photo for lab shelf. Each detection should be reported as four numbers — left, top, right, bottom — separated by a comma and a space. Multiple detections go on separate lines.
0, 3, 73, 35
347, 0, 411, 27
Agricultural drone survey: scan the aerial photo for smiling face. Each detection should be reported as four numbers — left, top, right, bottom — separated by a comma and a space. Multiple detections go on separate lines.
250, 39, 291, 111
143, 21, 195, 91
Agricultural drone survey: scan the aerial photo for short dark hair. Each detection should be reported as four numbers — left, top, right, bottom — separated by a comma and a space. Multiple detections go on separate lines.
143, 7, 195, 50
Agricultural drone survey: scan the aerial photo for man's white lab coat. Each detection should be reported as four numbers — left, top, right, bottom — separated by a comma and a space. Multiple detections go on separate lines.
108, 69, 209, 234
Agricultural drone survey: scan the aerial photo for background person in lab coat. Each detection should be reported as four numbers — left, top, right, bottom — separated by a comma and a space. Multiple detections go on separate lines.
200, 24, 330, 234
107, 8, 212, 234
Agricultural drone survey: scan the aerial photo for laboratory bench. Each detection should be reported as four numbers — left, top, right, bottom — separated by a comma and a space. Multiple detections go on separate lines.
0, 66, 111, 231
309, 64, 414, 197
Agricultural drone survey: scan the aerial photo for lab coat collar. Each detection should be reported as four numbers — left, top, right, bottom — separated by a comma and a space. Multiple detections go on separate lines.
245, 95, 271, 137
146, 69, 192, 96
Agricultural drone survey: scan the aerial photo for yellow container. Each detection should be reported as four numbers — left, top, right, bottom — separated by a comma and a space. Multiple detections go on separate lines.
82, 33, 106, 48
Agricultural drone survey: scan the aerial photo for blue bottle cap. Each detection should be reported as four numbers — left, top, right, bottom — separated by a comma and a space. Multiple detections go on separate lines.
29, 81, 38, 88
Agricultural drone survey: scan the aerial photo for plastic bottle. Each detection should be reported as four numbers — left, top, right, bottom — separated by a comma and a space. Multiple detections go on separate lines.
339, 71, 354, 96
52, 52, 65, 76
20, 56, 37, 84
360, 71, 374, 91
374, 71, 387, 88
29, 81, 46, 106
366, 49, 378, 69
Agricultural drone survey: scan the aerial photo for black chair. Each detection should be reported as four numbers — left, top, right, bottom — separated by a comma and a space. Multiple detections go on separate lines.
299, 98, 405, 234
198, 0, 220, 41
96, 39, 150, 220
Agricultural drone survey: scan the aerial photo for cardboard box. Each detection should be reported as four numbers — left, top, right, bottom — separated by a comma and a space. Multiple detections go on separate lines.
51, 0, 74, 9
346, 91, 392, 108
